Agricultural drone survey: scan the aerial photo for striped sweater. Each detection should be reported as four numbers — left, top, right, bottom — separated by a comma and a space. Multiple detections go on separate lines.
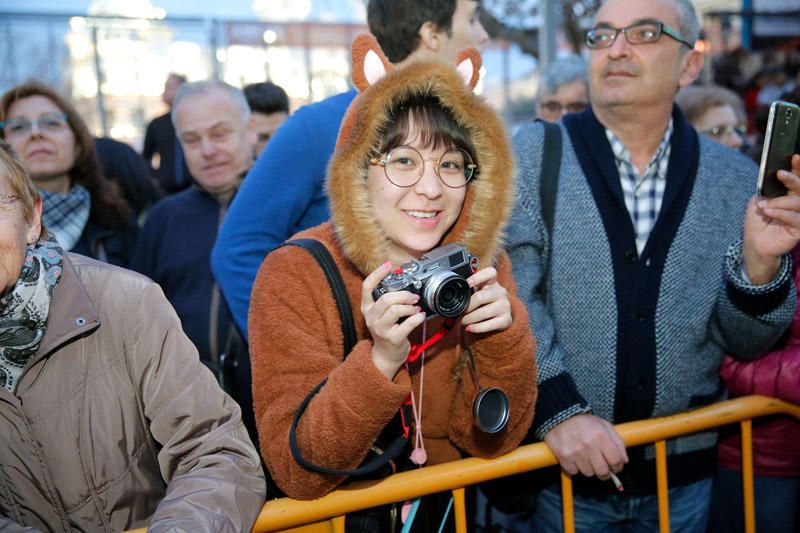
505, 107, 795, 496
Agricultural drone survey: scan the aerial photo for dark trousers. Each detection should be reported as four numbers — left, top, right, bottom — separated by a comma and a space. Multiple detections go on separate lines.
708, 466, 800, 533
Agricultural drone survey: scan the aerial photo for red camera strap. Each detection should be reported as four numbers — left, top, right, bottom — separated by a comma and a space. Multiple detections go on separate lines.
406, 317, 457, 364
399, 396, 413, 439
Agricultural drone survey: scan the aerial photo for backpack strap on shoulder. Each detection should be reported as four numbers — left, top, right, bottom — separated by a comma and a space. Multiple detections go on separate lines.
539, 120, 562, 236
284, 239, 356, 354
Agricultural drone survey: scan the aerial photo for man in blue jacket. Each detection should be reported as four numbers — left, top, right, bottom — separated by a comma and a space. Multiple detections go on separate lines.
505, 0, 800, 530
212, 0, 489, 338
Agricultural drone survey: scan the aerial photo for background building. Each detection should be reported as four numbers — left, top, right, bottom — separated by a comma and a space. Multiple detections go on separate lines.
2, 0, 795, 148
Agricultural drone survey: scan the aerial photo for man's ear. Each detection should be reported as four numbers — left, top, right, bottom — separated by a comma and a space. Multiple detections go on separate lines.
418, 20, 443, 54
678, 49, 704, 89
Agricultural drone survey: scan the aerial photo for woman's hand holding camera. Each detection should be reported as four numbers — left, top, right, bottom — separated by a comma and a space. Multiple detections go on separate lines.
461, 267, 512, 334
362, 261, 427, 379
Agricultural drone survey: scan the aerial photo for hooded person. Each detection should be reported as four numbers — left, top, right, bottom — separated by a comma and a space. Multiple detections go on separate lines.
249, 34, 537, 506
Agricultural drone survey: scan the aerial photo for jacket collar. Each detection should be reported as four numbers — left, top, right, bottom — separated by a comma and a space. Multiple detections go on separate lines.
31, 254, 100, 366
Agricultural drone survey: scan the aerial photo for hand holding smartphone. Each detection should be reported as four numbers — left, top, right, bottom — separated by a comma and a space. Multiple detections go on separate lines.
757, 100, 800, 198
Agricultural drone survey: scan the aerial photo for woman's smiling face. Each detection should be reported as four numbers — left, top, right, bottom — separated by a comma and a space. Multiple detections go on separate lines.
368, 118, 467, 266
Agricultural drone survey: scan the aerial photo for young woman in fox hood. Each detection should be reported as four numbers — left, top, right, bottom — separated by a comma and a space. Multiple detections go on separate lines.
249, 34, 537, 503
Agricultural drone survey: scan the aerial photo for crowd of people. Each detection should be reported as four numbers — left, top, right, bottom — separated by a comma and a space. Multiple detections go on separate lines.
0, 0, 798, 531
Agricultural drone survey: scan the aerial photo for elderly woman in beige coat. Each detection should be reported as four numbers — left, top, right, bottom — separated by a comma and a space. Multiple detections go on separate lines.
0, 143, 265, 532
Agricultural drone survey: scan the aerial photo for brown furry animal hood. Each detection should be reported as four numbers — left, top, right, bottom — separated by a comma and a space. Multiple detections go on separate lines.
327, 34, 515, 275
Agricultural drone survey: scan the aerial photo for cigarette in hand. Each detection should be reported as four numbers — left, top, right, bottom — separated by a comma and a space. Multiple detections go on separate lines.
610, 472, 624, 492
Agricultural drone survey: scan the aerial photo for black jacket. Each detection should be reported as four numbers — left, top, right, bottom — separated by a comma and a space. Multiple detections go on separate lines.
142, 113, 191, 194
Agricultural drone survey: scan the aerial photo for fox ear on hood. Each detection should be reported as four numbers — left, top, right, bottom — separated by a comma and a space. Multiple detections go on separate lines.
351, 33, 393, 92
456, 47, 482, 90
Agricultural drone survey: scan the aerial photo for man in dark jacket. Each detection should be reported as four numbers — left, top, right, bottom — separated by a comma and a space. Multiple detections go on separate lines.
132, 80, 254, 402
142, 73, 191, 194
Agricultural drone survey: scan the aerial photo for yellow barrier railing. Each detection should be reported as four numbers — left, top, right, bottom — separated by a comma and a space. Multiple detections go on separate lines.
124, 395, 800, 533
254, 395, 799, 533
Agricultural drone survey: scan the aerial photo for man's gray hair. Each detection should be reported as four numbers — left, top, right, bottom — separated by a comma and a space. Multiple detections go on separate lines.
537, 55, 589, 100
674, 0, 700, 47
171, 79, 251, 127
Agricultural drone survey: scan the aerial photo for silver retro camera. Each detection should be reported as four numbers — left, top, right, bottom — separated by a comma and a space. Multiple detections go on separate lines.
372, 243, 479, 318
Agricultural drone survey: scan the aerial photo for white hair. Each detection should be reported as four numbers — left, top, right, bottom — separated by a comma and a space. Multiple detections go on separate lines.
537, 55, 589, 100
674, 0, 700, 47
171, 79, 251, 127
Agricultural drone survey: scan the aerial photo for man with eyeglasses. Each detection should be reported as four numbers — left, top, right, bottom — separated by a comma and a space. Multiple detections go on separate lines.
505, 0, 800, 530
536, 55, 589, 123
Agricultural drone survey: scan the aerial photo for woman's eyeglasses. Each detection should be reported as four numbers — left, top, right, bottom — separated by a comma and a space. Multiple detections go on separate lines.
701, 125, 746, 138
585, 20, 695, 50
0, 113, 69, 138
369, 146, 477, 188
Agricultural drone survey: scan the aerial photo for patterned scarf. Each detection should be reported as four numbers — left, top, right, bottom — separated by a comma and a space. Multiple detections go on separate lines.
40, 184, 91, 251
0, 237, 63, 393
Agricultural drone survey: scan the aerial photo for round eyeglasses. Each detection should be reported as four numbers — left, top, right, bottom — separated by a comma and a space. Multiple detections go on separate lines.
369, 146, 477, 188
585, 20, 695, 50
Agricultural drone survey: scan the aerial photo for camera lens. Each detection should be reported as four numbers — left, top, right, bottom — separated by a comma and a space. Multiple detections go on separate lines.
424, 272, 471, 317
787, 109, 793, 119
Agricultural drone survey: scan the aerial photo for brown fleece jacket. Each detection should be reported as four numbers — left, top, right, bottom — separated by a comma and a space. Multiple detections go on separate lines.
249, 35, 537, 500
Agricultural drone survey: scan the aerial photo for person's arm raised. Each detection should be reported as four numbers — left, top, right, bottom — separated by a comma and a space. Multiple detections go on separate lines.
743, 154, 800, 284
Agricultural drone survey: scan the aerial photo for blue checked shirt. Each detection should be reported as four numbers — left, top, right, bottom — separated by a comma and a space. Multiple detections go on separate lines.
605, 119, 673, 255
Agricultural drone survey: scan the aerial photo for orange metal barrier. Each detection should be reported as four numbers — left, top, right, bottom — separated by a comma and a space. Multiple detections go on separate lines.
125, 395, 799, 533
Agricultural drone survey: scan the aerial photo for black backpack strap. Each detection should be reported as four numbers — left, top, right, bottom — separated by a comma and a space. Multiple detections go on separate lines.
285, 238, 356, 353
278, 238, 408, 477
539, 120, 562, 236
537, 120, 562, 302
289, 379, 409, 476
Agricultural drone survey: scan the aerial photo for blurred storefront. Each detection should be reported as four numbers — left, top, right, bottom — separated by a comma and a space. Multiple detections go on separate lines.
0, 0, 537, 149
